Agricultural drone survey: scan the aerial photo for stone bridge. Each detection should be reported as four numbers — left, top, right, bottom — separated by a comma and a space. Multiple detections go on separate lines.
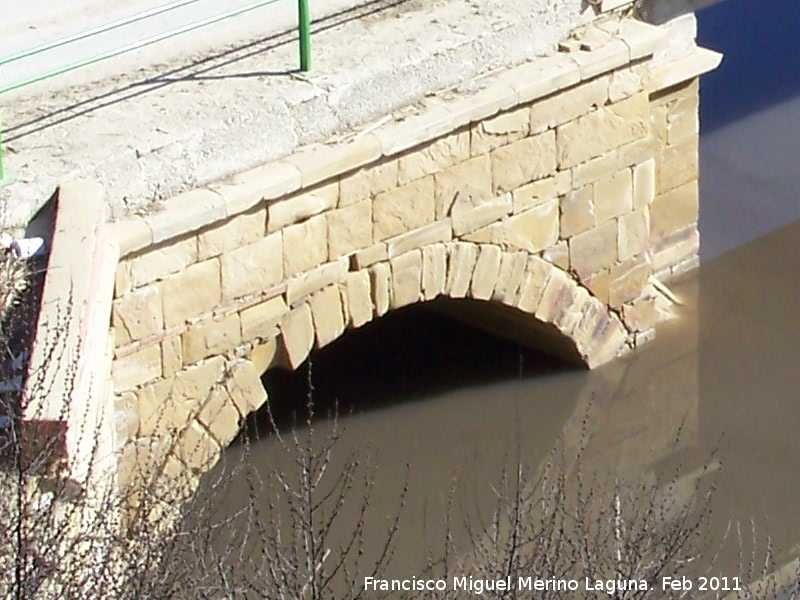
24, 14, 720, 503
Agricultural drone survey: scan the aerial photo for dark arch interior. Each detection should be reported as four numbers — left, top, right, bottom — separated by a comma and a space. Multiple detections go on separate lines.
252, 300, 581, 433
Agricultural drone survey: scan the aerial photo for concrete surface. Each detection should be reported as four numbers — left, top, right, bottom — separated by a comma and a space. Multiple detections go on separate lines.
1, 0, 599, 230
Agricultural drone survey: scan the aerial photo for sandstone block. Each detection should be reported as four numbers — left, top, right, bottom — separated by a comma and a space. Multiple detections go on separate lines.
496, 54, 580, 106
434, 155, 492, 219
112, 217, 152, 257
651, 226, 699, 273
667, 105, 698, 145
327, 199, 372, 260
608, 66, 647, 103
226, 360, 268, 414
374, 105, 455, 156
209, 160, 301, 215
181, 313, 241, 365
397, 131, 470, 184
622, 295, 661, 332
342, 271, 373, 328
632, 159, 656, 209
286, 258, 348, 305
370, 262, 391, 316
512, 171, 571, 213
617, 135, 659, 169
470, 244, 502, 300
471, 107, 530, 155
197, 386, 241, 446
557, 93, 649, 169
618, 208, 650, 261
554, 285, 590, 338
114, 392, 139, 444
390, 250, 423, 309
658, 138, 698, 194
569, 219, 617, 278
491, 131, 557, 195
594, 169, 632, 224
651, 104, 669, 146
609, 256, 652, 308
560, 186, 594, 238
249, 338, 281, 374
350, 243, 388, 269
572, 151, 618, 188
583, 268, 610, 304
452, 194, 511, 237
136, 379, 182, 436
129, 236, 197, 288
113, 344, 162, 393
438, 77, 517, 126
373, 176, 435, 241
515, 256, 552, 313
339, 159, 398, 206
171, 356, 226, 407
529, 76, 608, 134
569, 39, 629, 80
492, 251, 528, 304
113, 285, 163, 345
178, 420, 221, 474
284, 135, 381, 188
388, 220, 452, 258
161, 336, 183, 378
162, 259, 222, 328
220, 233, 282, 301
309, 285, 345, 348
115, 261, 132, 298
198, 208, 266, 260
283, 214, 328, 277
543, 240, 570, 270
492, 200, 559, 254
649, 180, 698, 242
144, 189, 226, 244
422, 243, 447, 300
534, 267, 572, 323
240, 296, 289, 341
267, 182, 338, 233
279, 303, 314, 369
445, 243, 478, 298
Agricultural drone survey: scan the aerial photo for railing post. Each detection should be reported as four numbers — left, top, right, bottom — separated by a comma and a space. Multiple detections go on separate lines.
298, 0, 311, 72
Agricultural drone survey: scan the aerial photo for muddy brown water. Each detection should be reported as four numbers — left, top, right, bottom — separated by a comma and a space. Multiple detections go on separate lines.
205, 216, 800, 590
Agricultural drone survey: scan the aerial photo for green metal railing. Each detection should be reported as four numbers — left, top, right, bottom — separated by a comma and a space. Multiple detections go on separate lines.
0, 0, 312, 186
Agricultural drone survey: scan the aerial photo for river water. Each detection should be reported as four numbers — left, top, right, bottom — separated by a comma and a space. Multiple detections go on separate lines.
207, 0, 800, 594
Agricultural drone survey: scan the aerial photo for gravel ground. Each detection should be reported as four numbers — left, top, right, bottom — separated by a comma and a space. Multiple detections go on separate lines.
1, 0, 596, 230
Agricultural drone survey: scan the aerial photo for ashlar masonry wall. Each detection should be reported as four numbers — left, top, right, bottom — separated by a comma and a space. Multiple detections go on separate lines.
99, 17, 720, 499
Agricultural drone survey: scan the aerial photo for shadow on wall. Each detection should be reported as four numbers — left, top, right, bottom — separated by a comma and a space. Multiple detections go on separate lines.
697, 0, 800, 133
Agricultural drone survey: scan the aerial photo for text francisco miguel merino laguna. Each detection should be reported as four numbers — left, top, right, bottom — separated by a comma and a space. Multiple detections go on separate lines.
364, 575, 699, 595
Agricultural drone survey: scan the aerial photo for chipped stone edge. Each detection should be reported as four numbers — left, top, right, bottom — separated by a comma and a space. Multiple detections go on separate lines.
110, 18, 705, 258
24, 180, 119, 476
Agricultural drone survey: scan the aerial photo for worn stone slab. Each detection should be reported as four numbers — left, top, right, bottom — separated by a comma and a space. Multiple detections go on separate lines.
369, 262, 392, 317
112, 217, 154, 257
515, 256, 552, 313
113, 284, 163, 345
342, 270, 373, 328
618, 208, 649, 261
197, 386, 241, 446
339, 159, 398, 207
285, 257, 348, 305
267, 182, 338, 232
560, 185, 594, 238
434, 154, 493, 219
470, 244, 502, 300
594, 169, 632, 224
387, 219, 452, 258
283, 214, 328, 277
162, 259, 222, 328
632, 158, 655, 209
220, 233, 283, 301
279, 303, 314, 369
492, 251, 528, 304
284, 134, 382, 188
422, 243, 447, 301
145, 189, 227, 244
327, 199, 373, 260
390, 250, 423, 309
373, 176, 435, 241
374, 105, 455, 157
240, 296, 289, 341
649, 180, 698, 242
490, 131, 557, 195
471, 107, 530, 156
198, 207, 266, 260
129, 236, 198, 288
113, 344, 162, 393
209, 161, 302, 216
226, 359, 268, 415
309, 285, 346, 348
181, 313, 241, 365
492, 199, 559, 254
398, 131, 470, 184
496, 54, 580, 106
569, 218, 618, 278
445, 242, 478, 298
512, 171, 571, 214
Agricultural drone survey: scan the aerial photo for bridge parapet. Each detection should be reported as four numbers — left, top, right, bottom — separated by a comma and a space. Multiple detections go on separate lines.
23, 16, 721, 501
